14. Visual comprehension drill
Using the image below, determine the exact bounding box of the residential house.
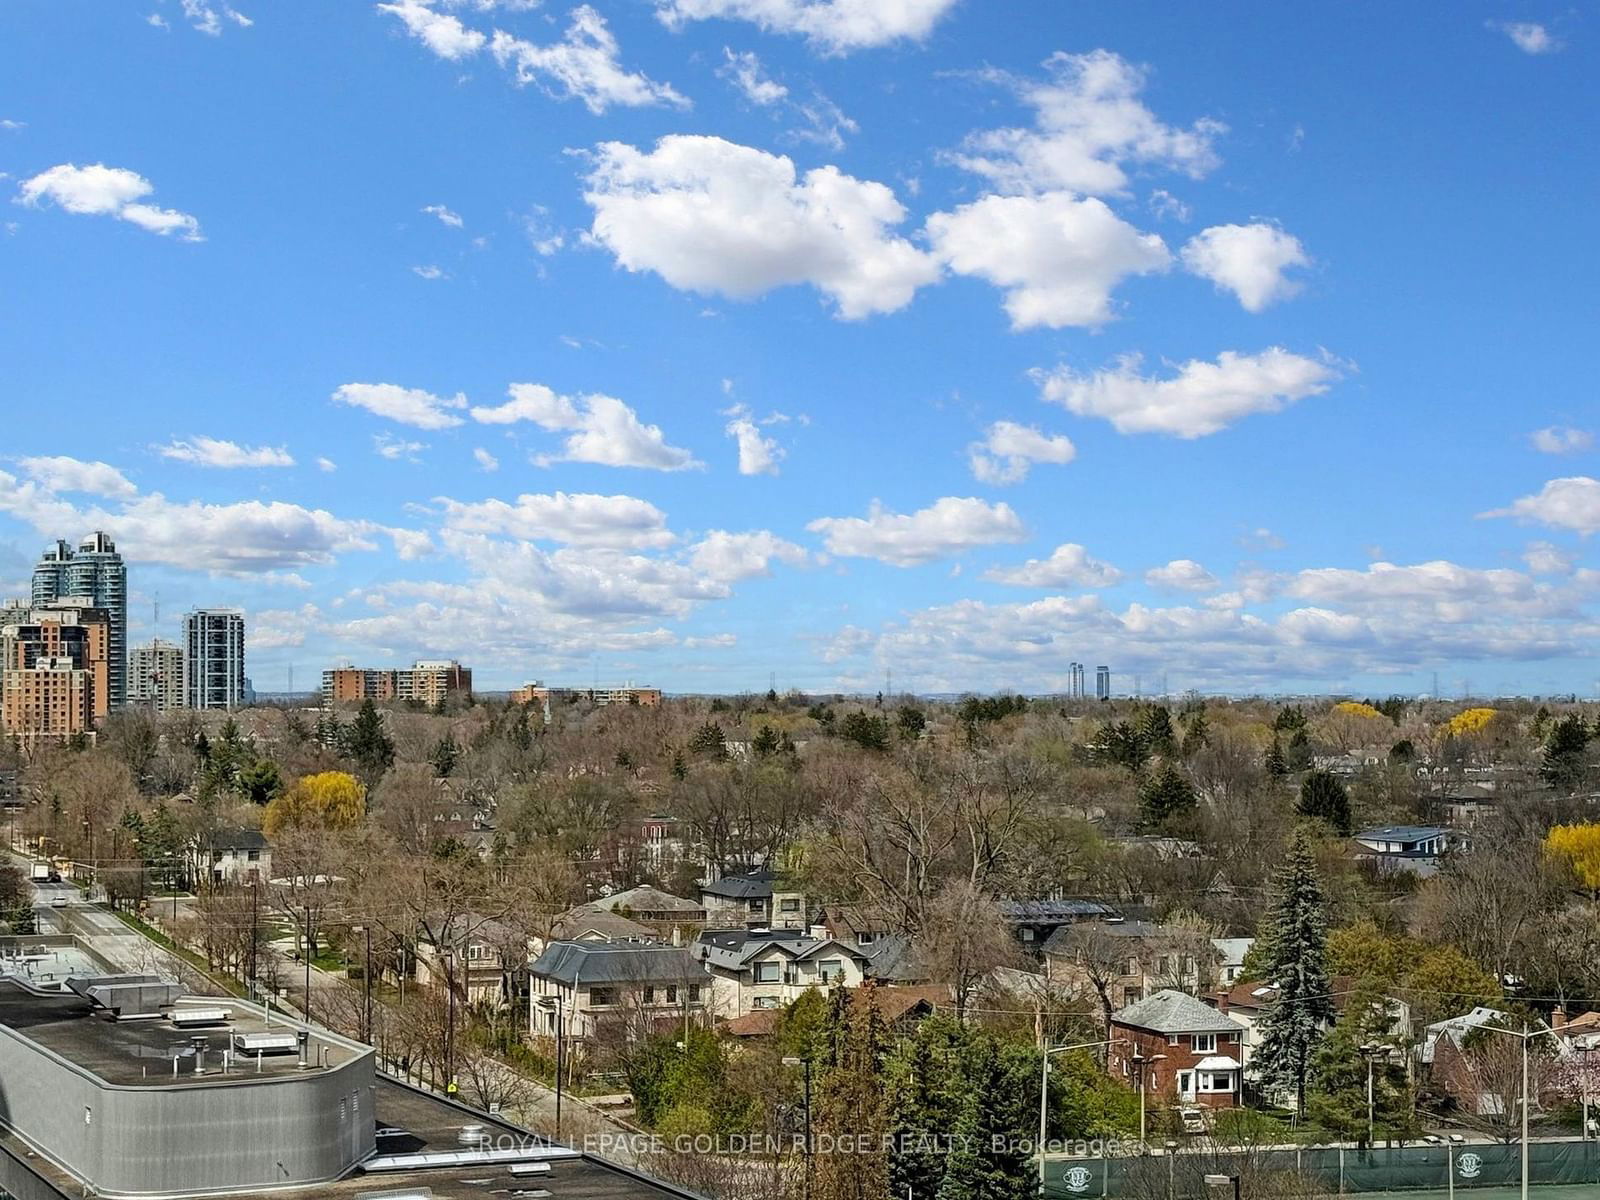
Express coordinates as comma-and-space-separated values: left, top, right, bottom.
1043, 919, 1217, 1008
592, 884, 706, 943
528, 940, 711, 1040
998, 898, 1120, 954
1211, 938, 1254, 985
542, 903, 655, 951
1351, 825, 1460, 876
695, 928, 871, 1015
1109, 989, 1247, 1109
1421, 1005, 1515, 1115
191, 828, 270, 886
413, 916, 525, 1007
819, 902, 898, 951
699, 869, 810, 929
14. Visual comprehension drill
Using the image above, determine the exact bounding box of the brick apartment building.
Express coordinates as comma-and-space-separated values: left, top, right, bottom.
322, 660, 472, 706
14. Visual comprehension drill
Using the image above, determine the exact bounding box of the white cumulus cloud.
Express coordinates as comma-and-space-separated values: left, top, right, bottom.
1146, 558, 1219, 592
16, 163, 202, 241
157, 436, 296, 468
16, 456, 137, 498
583, 135, 938, 319
1036, 348, 1341, 438
334, 382, 467, 429
422, 203, 464, 228
951, 50, 1225, 196
472, 447, 499, 471
967, 421, 1076, 485
1482, 476, 1600, 535
378, 0, 487, 59
724, 404, 785, 475
807, 496, 1026, 566
435, 491, 674, 548
927, 191, 1169, 329
719, 47, 787, 104
470, 383, 700, 471
983, 542, 1122, 588
654, 0, 961, 53
1180, 222, 1309, 312
489, 7, 687, 113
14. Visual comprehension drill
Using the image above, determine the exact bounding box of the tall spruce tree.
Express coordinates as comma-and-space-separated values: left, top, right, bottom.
1253, 827, 1334, 1116
813, 988, 890, 1200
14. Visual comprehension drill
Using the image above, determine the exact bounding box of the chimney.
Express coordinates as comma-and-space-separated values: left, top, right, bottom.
1214, 990, 1230, 1015
1553, 1007, 1568, 1031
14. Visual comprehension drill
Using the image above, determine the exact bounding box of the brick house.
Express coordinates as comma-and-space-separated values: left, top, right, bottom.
1109, 989, 1246, 1109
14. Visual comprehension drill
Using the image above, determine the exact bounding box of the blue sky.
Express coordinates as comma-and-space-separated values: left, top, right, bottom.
2, 0, 1598, 697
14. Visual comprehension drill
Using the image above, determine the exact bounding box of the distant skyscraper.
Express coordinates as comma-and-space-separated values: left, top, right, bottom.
1068, 661, 1085, 699
184, 609, 245, 710
1096, 665, 1111, 701
130, 638, 185, 711
32, 532, 127, 708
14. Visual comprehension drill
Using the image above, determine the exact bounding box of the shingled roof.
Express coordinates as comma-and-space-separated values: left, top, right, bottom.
530, 940, 709, 987
1113, 988, 1245, 1036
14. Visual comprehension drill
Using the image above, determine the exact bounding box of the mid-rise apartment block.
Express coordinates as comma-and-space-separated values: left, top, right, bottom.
183, 608, 245, 710
0, 604, 111, 742
321, 659, 471, 706
31, 532, 126, 707
512, 682, 662, 707
130, 638, 185, 711
1096, 664, 1112, 701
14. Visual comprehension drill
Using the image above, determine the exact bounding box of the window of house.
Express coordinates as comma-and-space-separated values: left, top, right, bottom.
1124, 957, 1140, 976
689, 985, 701, 1003
748, 899, 765, 912
1192, 1034, 1217, 1054
1157, 955, 1171, 975
754, 961, 781, 984
1199, 1072, 1233, 1092
1167, 1034, 1180, 1046
818, 959, 843, 982
858, 932, 876, 946
247, 849, 260, 861
666, 986, 679, 1004
1020, 928, 1034, 942
1178, 1071, 1194, 1095
753, 996, 779, 1009
780, 898, 800, 912
642, 987, 655, 1004
590, 987, 616, 1007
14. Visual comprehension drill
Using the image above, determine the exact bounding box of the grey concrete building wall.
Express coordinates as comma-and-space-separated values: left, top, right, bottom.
182, 609, 245, 711
0, 1023, 374, 1197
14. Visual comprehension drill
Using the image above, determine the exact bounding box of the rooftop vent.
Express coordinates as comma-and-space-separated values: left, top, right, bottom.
168, 1008, 231, 1028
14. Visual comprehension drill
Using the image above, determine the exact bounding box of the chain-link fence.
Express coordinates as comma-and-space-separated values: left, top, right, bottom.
1046, 1140, 1600, 1198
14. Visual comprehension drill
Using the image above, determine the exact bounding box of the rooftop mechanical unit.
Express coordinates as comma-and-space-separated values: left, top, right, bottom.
168, 1008, 232, 1028
232, 1031, 300, 1054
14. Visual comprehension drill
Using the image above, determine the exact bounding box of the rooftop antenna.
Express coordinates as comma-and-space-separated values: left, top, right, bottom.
886, 667, 892, 698
153, 592, 160, 628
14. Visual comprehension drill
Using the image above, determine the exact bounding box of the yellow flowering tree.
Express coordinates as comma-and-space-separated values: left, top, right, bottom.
1333, 701, 1387, 721
1445, 708, 1498, 738
1546, 824, 1600, 898
264, 770, 366, 837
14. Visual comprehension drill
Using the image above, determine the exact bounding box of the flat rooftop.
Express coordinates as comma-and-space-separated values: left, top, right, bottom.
0, 1074, 691, 1200
0, 979, 363, 1086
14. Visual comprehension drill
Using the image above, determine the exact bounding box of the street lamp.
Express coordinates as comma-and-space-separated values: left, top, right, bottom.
1476, 1022, 1562, 1200
782, 1054, 815, 1200
1132, 1048, 1168, 1146
1038, 1038, 1121, 1189
1359, 1042, 1386, 1147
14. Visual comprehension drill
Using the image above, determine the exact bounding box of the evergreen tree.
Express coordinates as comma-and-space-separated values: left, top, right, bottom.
1540, 715, 1591, 793
840, 711, 891, 751
1138, 764, 1197, 830
896, 706, 927, 741
669, 750, 688, 781
887, 1022, 960, 1200
813, 988, 890, 1200
429, 733, 460, 778
1253, 828, 1334, 1116
934, 1035, 1037, 1200
1286, 727, 1314, 772
236, 759, 282, 806
1180, 710, 1210, 758
1274, 704, 1308, 733
1140, 705, 1177, 757
1298, 771, 1352, 834
1088, 721, 1148, 773
343, 699, 395, 780
1265, 738, 1288, 778
751, 724, 781, 757
688, 721, 727, 759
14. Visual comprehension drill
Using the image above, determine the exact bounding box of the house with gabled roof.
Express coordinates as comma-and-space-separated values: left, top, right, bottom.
528, 939, 711, 1040
1109, 988, 1246, 1109
699, 869, 810, 929
694, 928, 870, 1015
